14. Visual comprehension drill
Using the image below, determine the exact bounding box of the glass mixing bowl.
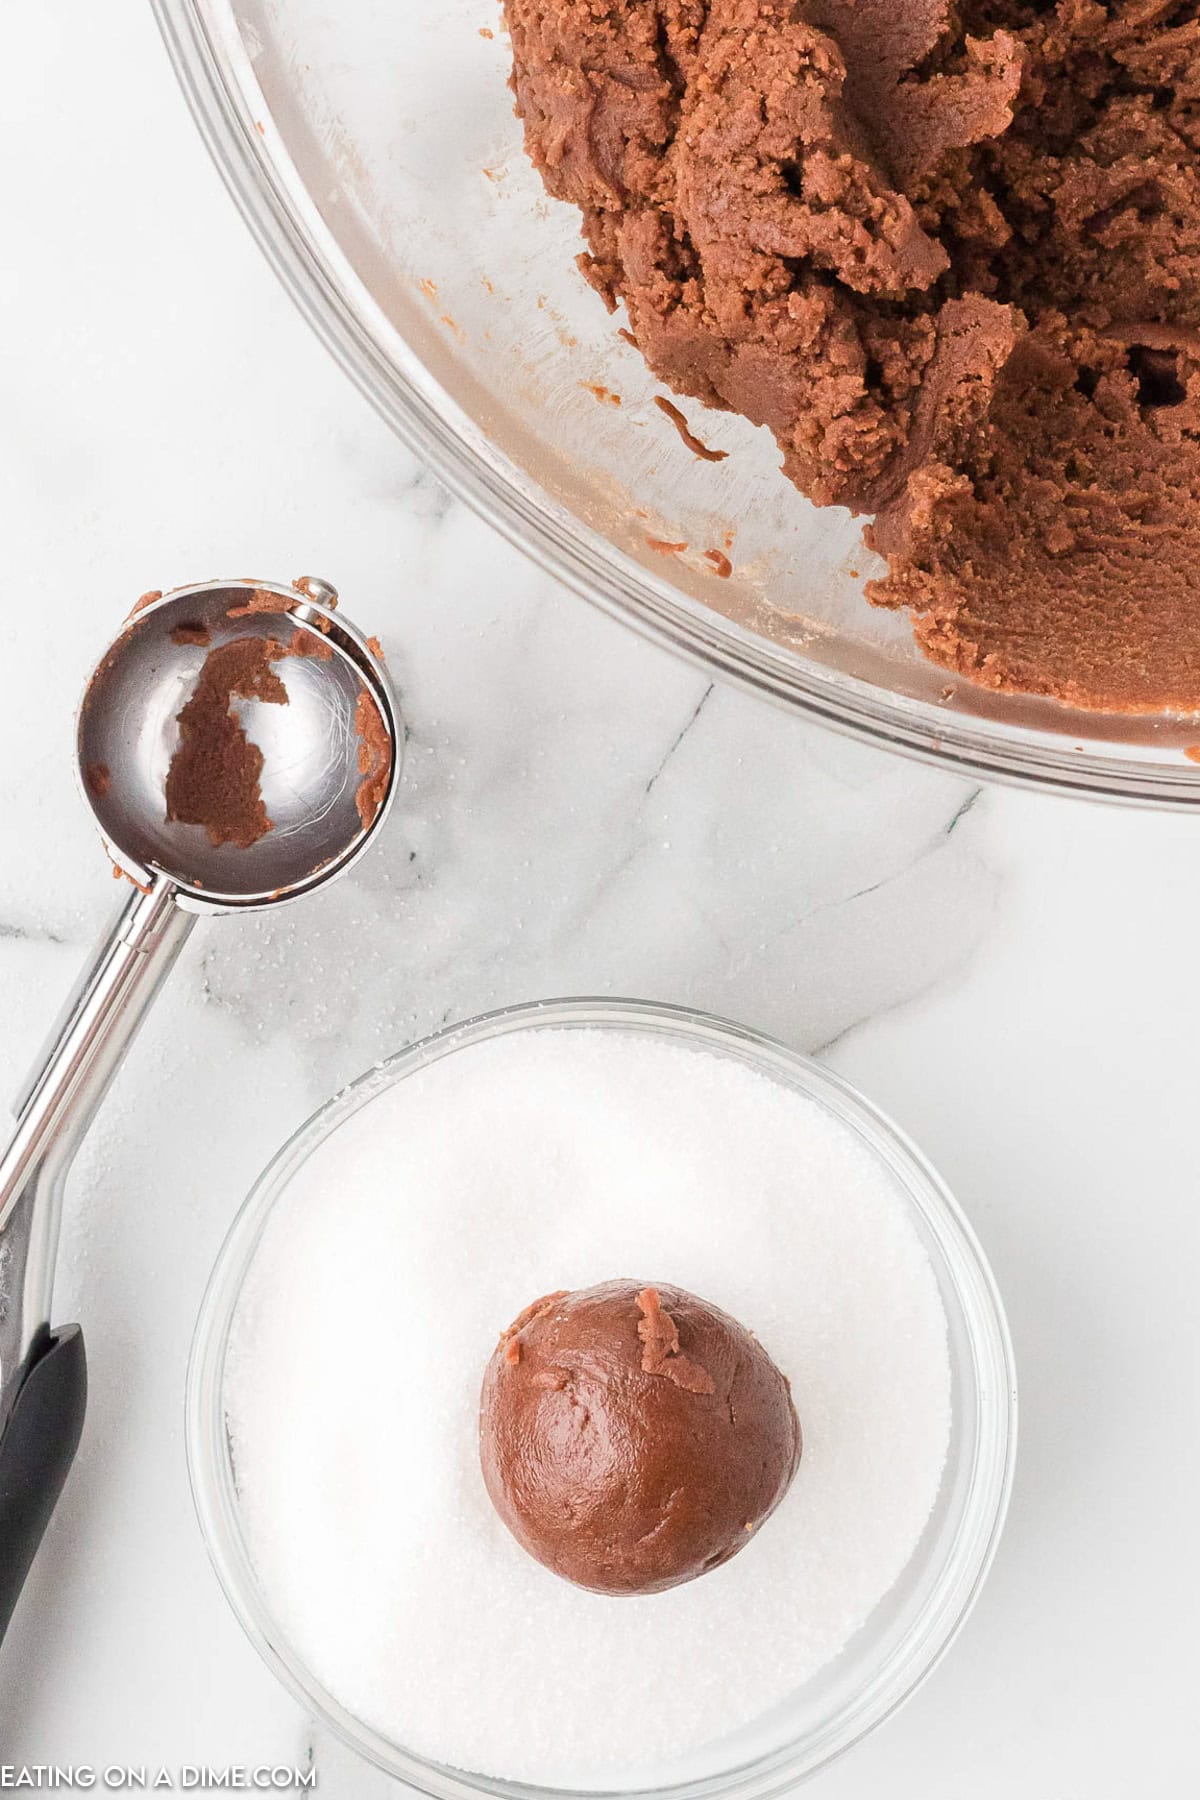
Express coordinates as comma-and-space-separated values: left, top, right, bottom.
188, 998, 1016, 1796
153, 0, 1200, 805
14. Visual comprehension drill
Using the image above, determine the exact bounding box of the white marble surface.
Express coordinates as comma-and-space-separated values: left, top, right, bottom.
1, 4, 1198, 1792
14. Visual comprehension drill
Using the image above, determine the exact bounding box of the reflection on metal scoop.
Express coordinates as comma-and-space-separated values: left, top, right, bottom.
0, 576, 398, 1642
80, 575, 394, 904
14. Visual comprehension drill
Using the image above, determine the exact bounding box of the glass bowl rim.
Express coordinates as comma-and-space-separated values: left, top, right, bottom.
152, 0, 1200, 809
186, 995, 1018, 1798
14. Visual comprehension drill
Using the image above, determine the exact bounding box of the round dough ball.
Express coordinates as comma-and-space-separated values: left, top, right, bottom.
479, 1280, 801, 1595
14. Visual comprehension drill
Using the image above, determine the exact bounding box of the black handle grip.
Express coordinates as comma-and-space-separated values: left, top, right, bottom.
0, 1325, 87, 1644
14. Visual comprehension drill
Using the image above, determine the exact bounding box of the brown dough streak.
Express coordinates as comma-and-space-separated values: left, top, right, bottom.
636, 1286, 716, 1393
164, 638, 289, 849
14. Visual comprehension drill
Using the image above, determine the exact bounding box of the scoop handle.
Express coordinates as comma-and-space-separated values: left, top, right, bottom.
0, 1326, 87, 1644
0, 880, 192, 1654
0, 878, 193, 1552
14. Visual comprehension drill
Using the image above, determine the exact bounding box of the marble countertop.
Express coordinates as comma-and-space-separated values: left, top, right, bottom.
2, 5, 1197, 1792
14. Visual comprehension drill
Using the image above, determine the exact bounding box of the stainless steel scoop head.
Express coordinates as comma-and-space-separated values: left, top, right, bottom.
79, 577, 397, 908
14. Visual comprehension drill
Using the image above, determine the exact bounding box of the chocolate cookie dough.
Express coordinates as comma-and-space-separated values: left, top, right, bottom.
504, 0, 1200, 709
165, 637, 289, 849
479, 1280, 801, 1595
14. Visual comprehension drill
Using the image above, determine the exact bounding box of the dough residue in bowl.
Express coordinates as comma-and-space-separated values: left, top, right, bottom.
503, 0, 1200, 711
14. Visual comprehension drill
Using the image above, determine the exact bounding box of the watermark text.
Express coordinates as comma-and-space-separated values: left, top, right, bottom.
0, 1772, 316, 1792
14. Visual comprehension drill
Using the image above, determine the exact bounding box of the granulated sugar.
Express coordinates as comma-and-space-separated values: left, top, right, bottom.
224, 1025, 950, 1788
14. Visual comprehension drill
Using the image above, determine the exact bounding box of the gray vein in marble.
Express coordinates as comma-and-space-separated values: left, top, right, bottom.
525, 681, 720, 951
803, 789, 994, 1056
405, 464, 456, 526
809, 1020, 858, 1058
946, 787, 983, 834
0, 919, 65, 945
794, 784, 988, 933
644, 683, 714, 794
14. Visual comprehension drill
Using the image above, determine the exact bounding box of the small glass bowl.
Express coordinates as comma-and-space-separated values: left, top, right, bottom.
187, 999, 1016, 1795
